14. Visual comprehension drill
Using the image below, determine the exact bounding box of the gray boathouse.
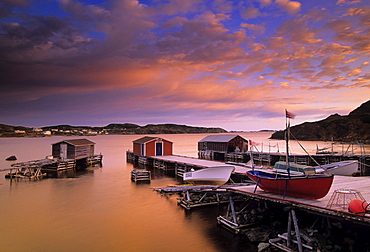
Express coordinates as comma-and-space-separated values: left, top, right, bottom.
198, 135, 249, 161
52, 139, 95, 160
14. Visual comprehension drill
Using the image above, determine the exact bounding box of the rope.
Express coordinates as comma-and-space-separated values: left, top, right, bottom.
290, 132, 323, 168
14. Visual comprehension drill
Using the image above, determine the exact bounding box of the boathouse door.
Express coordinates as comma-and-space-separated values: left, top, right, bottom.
155, 142, 163, 156
141, 144, 145, 156
60, 144, 67, 159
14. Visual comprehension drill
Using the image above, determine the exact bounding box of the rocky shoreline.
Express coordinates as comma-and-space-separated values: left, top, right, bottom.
235, 205, 369, 251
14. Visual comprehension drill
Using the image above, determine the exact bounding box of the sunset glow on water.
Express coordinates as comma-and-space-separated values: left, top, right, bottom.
1, 133, 369, 251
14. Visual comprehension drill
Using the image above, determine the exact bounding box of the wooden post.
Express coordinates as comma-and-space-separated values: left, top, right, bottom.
185, 190, 191, 201
229, 195, 237, 224
286, 208, 303, 252
287, 211, 292, 247
291, 209, 303, 252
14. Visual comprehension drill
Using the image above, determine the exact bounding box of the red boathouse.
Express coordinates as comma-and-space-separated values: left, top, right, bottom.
133, 136, 173, 156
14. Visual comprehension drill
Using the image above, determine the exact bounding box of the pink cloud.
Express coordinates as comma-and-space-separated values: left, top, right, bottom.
275, 0, 301, 15
241, 23, 266, 35
212, 0, 233, 13
241, 7, 262, 19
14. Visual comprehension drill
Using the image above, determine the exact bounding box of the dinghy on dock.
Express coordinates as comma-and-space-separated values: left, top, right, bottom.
183, 165, 235, 186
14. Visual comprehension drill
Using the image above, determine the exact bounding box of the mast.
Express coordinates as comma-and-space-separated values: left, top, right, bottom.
285, 110, 290, 177
285, 109, 295, 177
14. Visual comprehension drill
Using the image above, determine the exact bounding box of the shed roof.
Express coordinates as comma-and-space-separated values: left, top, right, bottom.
53, 139, 95, 146
133, 136, 173, 144
198, 134, 247, 143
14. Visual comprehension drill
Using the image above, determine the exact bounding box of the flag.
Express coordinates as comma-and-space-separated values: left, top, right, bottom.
249, 140, 258, 146
285, 110, 296, 119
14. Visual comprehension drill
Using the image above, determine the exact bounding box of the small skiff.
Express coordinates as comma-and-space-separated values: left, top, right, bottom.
183, 165, 235, 186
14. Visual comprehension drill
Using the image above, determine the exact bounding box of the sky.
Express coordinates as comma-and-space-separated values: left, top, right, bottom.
0, 0, 369, 131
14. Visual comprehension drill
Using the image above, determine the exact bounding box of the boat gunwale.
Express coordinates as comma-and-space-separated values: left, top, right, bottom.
247, 170, 334, 180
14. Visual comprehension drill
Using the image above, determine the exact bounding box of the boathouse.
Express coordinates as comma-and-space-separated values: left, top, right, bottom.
52, 139, 95, 160
133, 136, 173, 156
198, 135, 249, 161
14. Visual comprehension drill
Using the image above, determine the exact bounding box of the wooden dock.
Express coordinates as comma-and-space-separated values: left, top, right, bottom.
129, 151, 370, 250
153, 176, 370, 225
131, 169, 151, 182
2, 154, 103, 180
227, 175, 370, 226
128, 152, 370, 223
127, 152, 235, 177
147, 155, 370, 227
4, 166, 45, 180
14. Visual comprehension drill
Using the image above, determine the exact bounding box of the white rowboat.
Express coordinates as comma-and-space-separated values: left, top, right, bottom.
273, 160, 358, 176
315, 160, 358, 176
183, 166, 235, 186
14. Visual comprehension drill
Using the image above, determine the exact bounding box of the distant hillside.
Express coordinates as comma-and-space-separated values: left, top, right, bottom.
0, 124, 34, 137
41, 123, 227, 134
0, 123, 227, 137
270, 100, 370, 143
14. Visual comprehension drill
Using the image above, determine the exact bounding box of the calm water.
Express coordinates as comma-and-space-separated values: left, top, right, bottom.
0, 133, 369, 252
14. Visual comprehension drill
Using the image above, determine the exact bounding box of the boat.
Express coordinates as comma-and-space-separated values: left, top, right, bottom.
273, 160, 358, 176
247, 170, 334, 199
314, 160, 358, 176
246, 110, 334, 199
316, 144, 338, 155
183, 165, 235, 186
272, 161, 316, 175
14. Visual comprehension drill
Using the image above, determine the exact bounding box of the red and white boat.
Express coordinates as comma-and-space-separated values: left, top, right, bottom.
247, 110, 334, 199
183, 165, 235, 186
247, 170, 334, 199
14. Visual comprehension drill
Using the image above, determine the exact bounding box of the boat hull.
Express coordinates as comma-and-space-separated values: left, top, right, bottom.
184, 166, 235, 186
316, 160, 358, 176
273, 160, 359, 176
247, 170, 334, 199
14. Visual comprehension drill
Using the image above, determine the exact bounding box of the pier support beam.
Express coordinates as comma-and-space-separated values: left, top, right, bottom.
216, 195, 258, 234
269, 207, 313, 251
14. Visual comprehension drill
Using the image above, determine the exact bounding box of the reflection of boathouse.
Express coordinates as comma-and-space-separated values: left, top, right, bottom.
198, 135, 249, 161
133, 136, 173, 156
